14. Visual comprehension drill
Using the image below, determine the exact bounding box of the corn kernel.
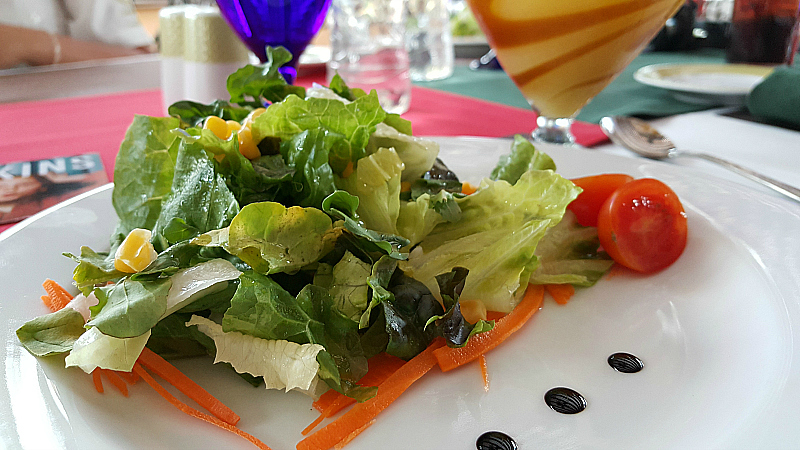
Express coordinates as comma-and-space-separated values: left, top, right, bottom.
204, 116, 230, 140
226, 120, 242, 134
237, 127, 260, 160
114, 228, 158, 273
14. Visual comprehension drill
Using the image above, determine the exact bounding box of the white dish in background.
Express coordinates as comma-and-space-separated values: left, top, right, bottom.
634, 63, 774, 106
2, 137, 800, 449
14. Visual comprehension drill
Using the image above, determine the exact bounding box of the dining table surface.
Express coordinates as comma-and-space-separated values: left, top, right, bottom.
2, 48, 798, 239
2, 42, 800, 449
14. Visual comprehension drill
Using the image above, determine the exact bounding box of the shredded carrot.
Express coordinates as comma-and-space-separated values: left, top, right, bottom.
42, 279, 73, 312
41, 295, 56, 313
486, 311, 506, 321
544, 283, 575, 305
305, 353, 406, 435
341, 161, 354, 179
132, 363, 272, 450
433, 284, 545, 372
478, 355, 489, 392
92, 369, 104, 393
332, 419, 375, 450
116, 370, 140, 385
98, 369, 129, 397
297, 339, 446, 450
137, 347, 240, 426
461, 182, 477, 195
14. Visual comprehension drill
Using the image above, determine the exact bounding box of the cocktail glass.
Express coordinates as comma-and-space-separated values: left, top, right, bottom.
465, 0, 685, 145
215, 0, 332, 83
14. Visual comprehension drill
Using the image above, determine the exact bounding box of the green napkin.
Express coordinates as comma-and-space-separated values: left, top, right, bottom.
747, 66, 800, 127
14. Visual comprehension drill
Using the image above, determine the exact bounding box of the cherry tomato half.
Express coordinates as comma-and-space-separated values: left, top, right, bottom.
567, 174, 634, 227
597, 178, 687, 273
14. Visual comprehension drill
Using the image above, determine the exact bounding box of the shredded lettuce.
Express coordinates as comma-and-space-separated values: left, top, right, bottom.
65, 327, 151, 373
187, 315, 324, 393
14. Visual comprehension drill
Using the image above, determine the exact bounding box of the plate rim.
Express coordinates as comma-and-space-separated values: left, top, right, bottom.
633, 62, 774, 96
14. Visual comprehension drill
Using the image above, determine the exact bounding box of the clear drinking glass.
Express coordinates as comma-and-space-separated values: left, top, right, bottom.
465, 0, 685, 145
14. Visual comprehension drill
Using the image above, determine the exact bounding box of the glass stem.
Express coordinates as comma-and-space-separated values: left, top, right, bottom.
532, 115, 575, 145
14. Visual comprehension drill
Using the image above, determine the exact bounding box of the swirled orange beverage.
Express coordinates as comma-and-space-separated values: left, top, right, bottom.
466, 0, 684, 118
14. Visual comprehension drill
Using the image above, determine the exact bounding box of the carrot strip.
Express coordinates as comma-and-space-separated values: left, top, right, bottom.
297, 339, 445, 450
98, 369, 129, 397
433, 284, 545, 372
302, 413, 328, 437
485, 311, 506, 321
42, 279, 73, 312
116, 370, 140, 385
461, 182, 478, 195
132, 364, 272, 450
478, 355, 489, 392
305, 353, 406, 435
137, 347, 240, 426
92, 369, 104, 393
312, 353, 406, 414
544, 283, 575, 305
332, 419, 375, 450
41, 295, 56, 313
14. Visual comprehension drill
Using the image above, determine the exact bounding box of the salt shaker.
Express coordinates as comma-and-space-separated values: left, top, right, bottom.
405, 0, 454, 81
159, 5, 187, 114
328, 0, 412, 114
182, 5, 251, 104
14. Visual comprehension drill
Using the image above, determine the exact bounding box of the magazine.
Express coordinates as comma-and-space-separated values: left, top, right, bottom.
0, 153, 108, 225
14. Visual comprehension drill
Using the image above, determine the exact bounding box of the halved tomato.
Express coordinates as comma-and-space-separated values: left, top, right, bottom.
567, 174, 634, 227
597, 178, 687, 273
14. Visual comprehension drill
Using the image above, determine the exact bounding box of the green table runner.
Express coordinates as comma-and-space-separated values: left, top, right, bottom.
418, 49, 729, 124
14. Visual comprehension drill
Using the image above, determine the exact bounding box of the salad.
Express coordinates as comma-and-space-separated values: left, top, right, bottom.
14, 47, 686, 449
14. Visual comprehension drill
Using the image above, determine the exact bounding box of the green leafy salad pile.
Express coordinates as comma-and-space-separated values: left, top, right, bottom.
16, 47, 613, 402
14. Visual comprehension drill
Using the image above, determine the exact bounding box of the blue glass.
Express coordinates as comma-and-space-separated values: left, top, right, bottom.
215, 0, 332, 82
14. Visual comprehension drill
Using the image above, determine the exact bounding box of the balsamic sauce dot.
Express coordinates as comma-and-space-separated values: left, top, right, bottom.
476, 431, 517, 450
608, 352, 644, 373
544, 387, 587, 414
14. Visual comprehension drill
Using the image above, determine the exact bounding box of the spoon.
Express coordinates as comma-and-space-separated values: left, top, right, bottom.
600, 116, 800, 203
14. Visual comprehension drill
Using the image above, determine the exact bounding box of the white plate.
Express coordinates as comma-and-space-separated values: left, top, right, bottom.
634, 63, 774, 106
2, 137, 800, 449
298, 45, 331, 69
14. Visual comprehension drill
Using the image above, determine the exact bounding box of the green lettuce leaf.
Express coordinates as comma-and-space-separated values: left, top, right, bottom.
65, 246, 125, 292
88, 278, 171, 338
167, 100, 251, 127
401, 169, 581, 313
490, 135, 556, 184
226, 46, 305, 104
322, 191, 409, 260
173, 127, 294, 207
153, 140, 239, 244
280, 129, 349, 208
382, 270, 445, 360
365, 123, 438, 182
425, 267, 494, 348
16, 308, 86, 356
335, 147, 405, 235
193, 202, 335, 275
112, 115, 181, 234
313, 251, 371, 322
250, 91, 386, 157
395, 194, 447, 247
529, 211, 614, 286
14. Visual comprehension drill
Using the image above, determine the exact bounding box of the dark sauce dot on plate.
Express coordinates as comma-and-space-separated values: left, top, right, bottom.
544, 387, 587, 414
476, 431, 517, 450
608, 352, 644, 373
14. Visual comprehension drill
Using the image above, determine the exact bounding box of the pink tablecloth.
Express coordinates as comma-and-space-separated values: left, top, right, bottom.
0, 86, 607, 233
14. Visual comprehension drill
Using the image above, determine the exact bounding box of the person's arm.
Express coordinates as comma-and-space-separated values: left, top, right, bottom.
0, 24, 151, 69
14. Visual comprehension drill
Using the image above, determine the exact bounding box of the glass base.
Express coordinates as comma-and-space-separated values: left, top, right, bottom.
531, 115, 576, 146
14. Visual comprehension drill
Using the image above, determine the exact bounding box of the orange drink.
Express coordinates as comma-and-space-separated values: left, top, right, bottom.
466, 0, 684, 141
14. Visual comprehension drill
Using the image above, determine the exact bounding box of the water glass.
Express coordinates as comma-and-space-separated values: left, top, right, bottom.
406, 0, 454, 81
328, 0, 412, 114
